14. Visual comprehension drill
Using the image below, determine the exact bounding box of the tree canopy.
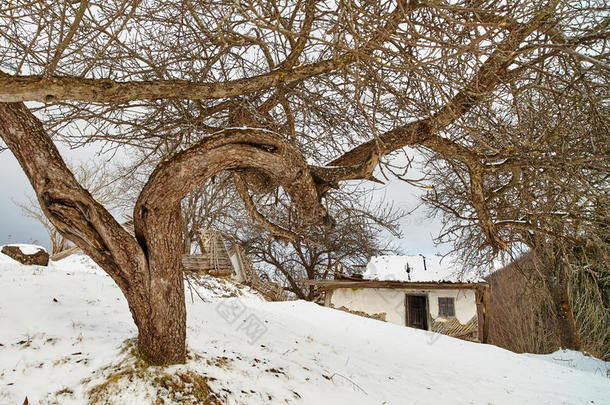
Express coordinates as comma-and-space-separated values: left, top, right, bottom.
0, 0, 607, 364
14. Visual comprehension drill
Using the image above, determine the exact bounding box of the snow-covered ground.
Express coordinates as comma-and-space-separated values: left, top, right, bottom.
0, 251, 608, 404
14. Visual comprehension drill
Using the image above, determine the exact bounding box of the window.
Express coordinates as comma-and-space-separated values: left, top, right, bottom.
438, 297, 455, 317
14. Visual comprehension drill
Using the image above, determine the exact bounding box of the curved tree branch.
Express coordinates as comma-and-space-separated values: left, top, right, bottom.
133, 128, 332, 255
232, 172, 300, 242
310, 151, 382, 195
327, 1, 560, 249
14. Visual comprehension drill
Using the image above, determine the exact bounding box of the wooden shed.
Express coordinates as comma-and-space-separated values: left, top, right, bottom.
184, 229, 285, 301
181, 229, 236, 276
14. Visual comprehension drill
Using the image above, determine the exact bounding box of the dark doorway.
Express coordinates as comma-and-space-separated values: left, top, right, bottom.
406, 295, 428, 330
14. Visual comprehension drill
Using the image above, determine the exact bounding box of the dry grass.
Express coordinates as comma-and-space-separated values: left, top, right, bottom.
487, 260, 558, 355
87, 340, 221, 405
569, 270, 610, 361
488, 255, 609, 360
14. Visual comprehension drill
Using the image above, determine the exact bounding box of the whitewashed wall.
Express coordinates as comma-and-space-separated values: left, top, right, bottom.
428, 289, 477, 324
328, 287, 477, 327
329, 288, 406, 324
229, 251, 245, 282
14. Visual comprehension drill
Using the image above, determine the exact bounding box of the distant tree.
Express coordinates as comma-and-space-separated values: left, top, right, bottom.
16, 194, 69, 255
237, 187, 404, 300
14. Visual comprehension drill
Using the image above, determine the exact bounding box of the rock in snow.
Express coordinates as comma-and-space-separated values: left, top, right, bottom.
1, 244, 49, 266
0, 252, 608, 404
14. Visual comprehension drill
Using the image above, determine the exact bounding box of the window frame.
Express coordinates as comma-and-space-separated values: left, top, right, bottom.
438, 297, 455, 318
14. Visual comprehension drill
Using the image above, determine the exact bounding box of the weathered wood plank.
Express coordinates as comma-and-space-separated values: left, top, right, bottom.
181, 254, 234, 276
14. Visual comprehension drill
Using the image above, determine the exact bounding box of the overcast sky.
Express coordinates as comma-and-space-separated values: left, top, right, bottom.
0, 149, 43, 246
0, 141, 448, 257
0, 141, 111, 250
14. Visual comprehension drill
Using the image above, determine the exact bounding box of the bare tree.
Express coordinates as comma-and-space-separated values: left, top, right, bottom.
237, 187, 404, 300
423, 54, 609, 350
0, 0, 606, 364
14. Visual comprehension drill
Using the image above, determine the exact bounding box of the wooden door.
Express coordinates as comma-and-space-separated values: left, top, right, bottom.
406, 295, 428, 330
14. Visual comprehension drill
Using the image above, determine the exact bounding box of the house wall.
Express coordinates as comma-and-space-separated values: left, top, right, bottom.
328, 287, 477, 327
229, 251, 245, 283
428, 289, 477, 324
329, 287, 405, 324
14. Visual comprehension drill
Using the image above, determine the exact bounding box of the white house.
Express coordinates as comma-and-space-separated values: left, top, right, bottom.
307, 255, 489, 342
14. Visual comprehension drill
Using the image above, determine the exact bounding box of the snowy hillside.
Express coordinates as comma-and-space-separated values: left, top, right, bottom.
0, 252, 608, 404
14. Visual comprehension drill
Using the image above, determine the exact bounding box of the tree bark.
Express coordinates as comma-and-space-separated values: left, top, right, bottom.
0, 57, 349, 103
131, 205, 187, 364
547, 260, 581, 350
0, 102, 187, 364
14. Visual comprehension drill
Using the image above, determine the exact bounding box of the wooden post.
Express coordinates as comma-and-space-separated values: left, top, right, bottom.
324, 289, 333, 307
475, 287, 484, 342
483, 285, 490, 343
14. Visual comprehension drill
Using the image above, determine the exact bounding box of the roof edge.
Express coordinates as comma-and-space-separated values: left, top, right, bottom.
300, 280, 489, 290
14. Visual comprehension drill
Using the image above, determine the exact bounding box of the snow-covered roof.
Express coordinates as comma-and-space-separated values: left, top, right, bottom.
363, 255, 483, 283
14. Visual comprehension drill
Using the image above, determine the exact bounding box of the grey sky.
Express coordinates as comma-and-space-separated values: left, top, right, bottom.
0, 151, 46, 247
0, 141, 116, 250
1, 141, 447, 256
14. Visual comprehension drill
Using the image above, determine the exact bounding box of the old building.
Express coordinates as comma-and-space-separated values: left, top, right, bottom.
307, 255, 490, 342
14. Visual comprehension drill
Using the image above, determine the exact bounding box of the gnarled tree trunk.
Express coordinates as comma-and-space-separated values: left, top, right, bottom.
0, 101, 329, 364
0, 102, 188, 364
